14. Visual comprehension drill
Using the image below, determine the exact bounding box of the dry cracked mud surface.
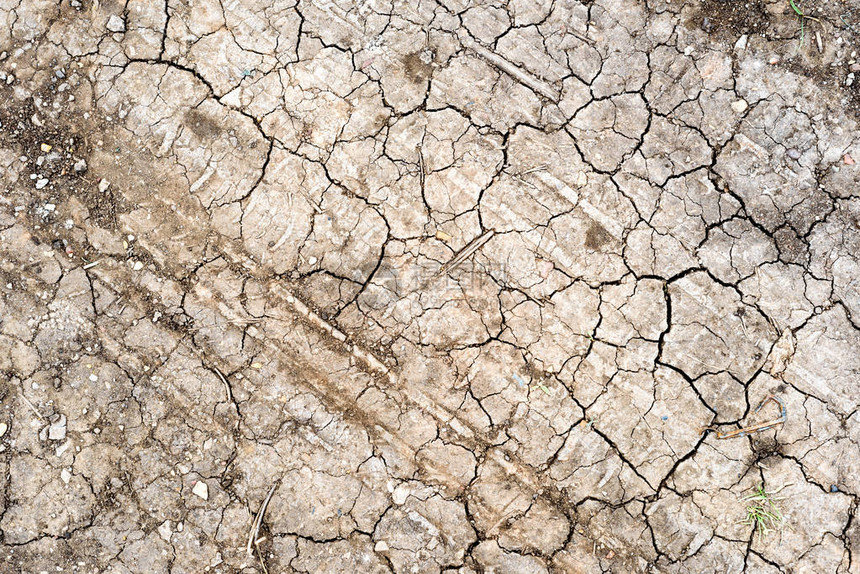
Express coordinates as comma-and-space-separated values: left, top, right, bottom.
1, 0, 860, 572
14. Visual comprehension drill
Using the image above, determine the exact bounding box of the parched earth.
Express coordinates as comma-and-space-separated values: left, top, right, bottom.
1, 0, 859, 572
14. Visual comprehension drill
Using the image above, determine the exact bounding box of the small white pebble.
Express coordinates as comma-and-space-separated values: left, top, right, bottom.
192, 481, 209, 500
158, 520, 172, 542
731, 99, 749, 113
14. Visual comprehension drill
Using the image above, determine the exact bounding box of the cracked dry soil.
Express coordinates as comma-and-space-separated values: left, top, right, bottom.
1, 0, 860, 572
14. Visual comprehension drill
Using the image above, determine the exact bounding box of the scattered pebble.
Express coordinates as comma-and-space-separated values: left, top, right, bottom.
787, 148, 801, 160
40, 143, 52, 153
61, 468, 72, 484
0, 422, 7, 437
845, 154, 856, 166
847, 73, 855, 87
98, 179, 110, 193
107, 15, 126, 33
48, 414, 67, 441
374, 541, 389, 552
731, 99, 748, 113
131, 260, 144, 271
73, 158, 87, 173
734, 35, 748, 52
831, 485, 839, 492
392, 484, 410, 505
768, 56, 780, 65
158, 520, 172, 541
435, 230, 453, 242
192, 480, 209, 500
307, 256, 318, 265
35, 178, 49, 189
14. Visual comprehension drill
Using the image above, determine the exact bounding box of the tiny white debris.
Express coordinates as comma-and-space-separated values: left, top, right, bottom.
374, 541, 389, 552
683, 46, 694, 56
43, 203, 55, 212
0, 423, 6, 437
61, 468, 72, 484
89, 374, 98, 382
734, 35, 748, 52
192, 480, 209, 500
574, 171, 588, 188
731, 99, 749, 113
158, 520, 172, 542
847, 73, 855, 87
35, 178, 49, 189
48, 414, 67, 441
392, 484, 410, 505
435, 230, 452, 242
132, 260, 144, 271
56, 441, 71, 456
98, 179, 110, 193
40, 143, 52, 153
106, 14, 126, 33
308, 256, 318, 265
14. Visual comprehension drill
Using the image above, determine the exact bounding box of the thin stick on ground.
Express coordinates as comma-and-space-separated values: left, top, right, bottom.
436, 229, 495, 277
247, 483, 278, 556
212, 366, 232, 402
19, 390, 45, 422
256, 542, 269, 574
764, 481, 794, 496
